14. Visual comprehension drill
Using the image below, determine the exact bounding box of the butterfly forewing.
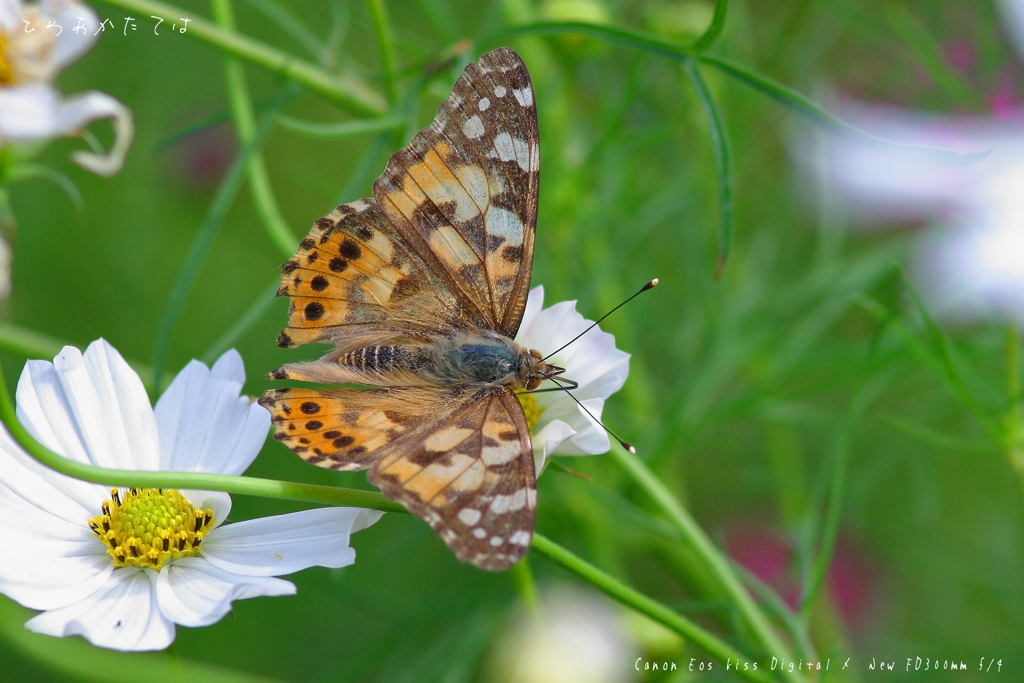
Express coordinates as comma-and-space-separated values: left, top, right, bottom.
374, 47, 539, 337
276, 198, 462, 348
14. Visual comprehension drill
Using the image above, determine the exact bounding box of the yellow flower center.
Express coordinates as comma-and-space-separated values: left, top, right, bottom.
0, 35, 14, 87
88, 488, 215, 570
516, 391, 543, 435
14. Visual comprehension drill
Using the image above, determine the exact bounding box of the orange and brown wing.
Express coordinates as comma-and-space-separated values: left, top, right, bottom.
275, 198, 463, 349
373, 47, 539, 337
369, 387, 536, 571
258, 385, 536, 571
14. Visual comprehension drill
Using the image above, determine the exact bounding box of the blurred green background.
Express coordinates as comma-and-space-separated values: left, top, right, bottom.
1, 0, 1022, 680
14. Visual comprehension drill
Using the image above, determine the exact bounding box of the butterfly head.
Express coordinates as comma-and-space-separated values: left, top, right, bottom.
517, 347, 568, 391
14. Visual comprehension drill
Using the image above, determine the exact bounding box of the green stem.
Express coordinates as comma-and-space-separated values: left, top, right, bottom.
508, 557, 539, 615
0, 358, 404, 512
367, 0, 399, 105
530, 534, 770, 683
95, 0, 386, 116
1008, 326, 1024, 493
275, 115, 404, 138
691, 0, 729, 53
211, 0, 296, 258
607, 444, 801, 683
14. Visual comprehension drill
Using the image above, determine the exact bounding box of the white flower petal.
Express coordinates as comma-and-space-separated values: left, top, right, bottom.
0, 539, 112, 611
156, 557, 294, 627
61, 91, 134, 176
21, 340, 160, 471
531, 419, 576, 475
0, 424, 104, 523
0, 84, 62, 141
180, 489, 232, 531
0, 0, 20, 31
44, 1, 100, 71
201, 507, 383, 577
154, 351, 269, 476
25, 569, 175, 651
517, 285, 546, 336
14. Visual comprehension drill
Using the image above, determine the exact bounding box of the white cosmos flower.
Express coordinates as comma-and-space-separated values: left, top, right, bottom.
515, 286, 630, 474
803, 0, 1024, 328
0, 0, 133, 176
0, 339, 381, 651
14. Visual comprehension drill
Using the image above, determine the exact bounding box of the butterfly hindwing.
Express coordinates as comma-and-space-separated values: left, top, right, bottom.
276, 198, 463, 348
368, 387, 536, 571
374, 47, 539, 337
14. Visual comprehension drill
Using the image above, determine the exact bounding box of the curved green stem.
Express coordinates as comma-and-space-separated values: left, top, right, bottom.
367, 0, 399, 105
530, 534, 770, 683
608, 444, 802, 683
508, 557, 539, 615
212, 0, 296, 259
0, 355, 403, 513
95, 0, 386, 116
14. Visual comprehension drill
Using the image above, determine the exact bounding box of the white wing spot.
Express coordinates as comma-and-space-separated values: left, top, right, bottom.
473, 527, 487, 539
478, 97, 490, 111
513, 87, 533, 107
457, 508, 482, 526
482, 439, 519, 466
510, 488, 527, 511
510, 530, 531, 546
493, 132, 531, 171
490, 494, 512, 514
485, 206, 524, 247
462, 115, 485, 139
489, 536, 504, 547
493, 85, 507, 97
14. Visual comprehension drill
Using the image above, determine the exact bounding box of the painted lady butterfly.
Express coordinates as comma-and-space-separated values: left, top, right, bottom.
259, 48, 558, 571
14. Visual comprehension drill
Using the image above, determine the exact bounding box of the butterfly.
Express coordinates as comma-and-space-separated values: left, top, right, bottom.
258, 48, 568, 571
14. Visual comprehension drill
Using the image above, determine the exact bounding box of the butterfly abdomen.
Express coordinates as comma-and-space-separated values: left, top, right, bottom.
340, 345, 432, 374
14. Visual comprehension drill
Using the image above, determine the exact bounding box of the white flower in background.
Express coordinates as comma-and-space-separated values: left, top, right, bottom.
0, 0, 133, 176
0, 339, 381, 651
804, 0, 1024, 328
486, 586, 636, 683
514, 286, 630, 474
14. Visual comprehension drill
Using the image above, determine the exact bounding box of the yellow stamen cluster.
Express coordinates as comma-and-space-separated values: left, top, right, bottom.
516, 391, 543, 435
0, 35, 14, 86
88, 488, 214, 570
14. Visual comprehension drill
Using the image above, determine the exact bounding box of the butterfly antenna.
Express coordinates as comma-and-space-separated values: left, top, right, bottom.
541, 278, 658, 362
549, 377, 636, 454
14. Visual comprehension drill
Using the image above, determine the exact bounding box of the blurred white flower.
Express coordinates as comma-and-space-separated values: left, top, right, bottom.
514, 286, 630, 474
0, 0, 133, 176
0, 339, 381, 651
806, 0, 1024, 328
486, 586, 636, 683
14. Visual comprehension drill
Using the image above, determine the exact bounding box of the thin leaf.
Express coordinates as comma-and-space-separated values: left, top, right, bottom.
367, 0, 399, 105
885, 5, 980, 107
800, 374, 890, 616
684, 61, 734, 277
691, 0, 729, 53
883, 416, 993, 453
5, 163, 83, 213
699, 55, 989, 167
241, 0, 324, 60
275, 114, 404, 138
150, 89, 291, 394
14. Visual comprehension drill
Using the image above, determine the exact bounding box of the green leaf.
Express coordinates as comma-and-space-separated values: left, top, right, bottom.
275, 115, 404, 138
5, 163, 83, 213
683, 61, 734, 277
